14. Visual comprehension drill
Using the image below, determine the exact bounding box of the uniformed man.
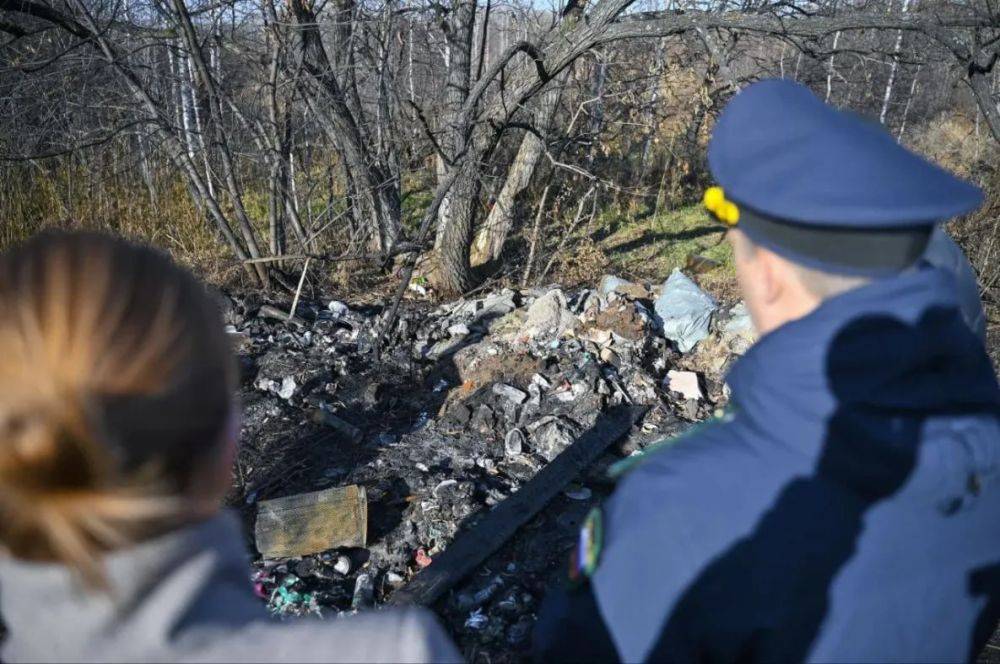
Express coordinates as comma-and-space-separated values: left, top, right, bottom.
533, 79, 1000, 662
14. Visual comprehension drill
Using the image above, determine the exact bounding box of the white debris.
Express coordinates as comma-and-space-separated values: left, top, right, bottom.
598, 275, 647, 299
531, 419, 576, 461
447, 323, 470, 338
351, 573, 374, 610
599, 275, 630, 296
327, 300, 350, 317
531, 373, 552, 390
277, 376, 297, 400
465, 609, 488, 630
334, 555, 351, 575
719, 301, 756, 355
433, 479, 459, 497
475, 291, 517, 323
667, 369, 703, 401
254, 376, 278, 393
493, 383, 528, 404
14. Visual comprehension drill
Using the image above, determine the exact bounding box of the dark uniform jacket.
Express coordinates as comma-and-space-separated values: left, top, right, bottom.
535, 266, 1000, 662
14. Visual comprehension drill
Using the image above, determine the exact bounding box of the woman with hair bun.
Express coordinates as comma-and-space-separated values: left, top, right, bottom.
0, 232, 459, 663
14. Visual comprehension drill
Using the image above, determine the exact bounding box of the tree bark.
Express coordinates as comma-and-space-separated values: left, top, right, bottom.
470, 77, 563, 266
969, 61, 1000, 144
431, 0, 477, 295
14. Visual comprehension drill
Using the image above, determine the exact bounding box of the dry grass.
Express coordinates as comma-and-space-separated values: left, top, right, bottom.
542, 203, 737, 299
0, 167, 244, 286
909, 114, 999, 180
908, 114, 1000, 363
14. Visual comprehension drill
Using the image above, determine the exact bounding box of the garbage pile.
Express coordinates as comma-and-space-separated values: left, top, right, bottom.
225, 272, 754, 658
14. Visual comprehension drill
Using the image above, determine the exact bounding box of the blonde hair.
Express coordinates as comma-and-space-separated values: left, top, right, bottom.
0, 232, 236, 586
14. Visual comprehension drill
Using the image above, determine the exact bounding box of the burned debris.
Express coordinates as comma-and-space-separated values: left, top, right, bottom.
228, 273, 752, 659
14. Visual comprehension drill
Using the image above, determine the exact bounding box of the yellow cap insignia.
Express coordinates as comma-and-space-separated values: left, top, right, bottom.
703, 186, 740, 227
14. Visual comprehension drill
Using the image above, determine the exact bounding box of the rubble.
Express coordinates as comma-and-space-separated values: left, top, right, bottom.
228, 270, 749, 660
522, 288, 578, 340
599, 275, 648, 300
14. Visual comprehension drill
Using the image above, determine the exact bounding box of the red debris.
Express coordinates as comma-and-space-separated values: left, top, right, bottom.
415, 547, 433, 568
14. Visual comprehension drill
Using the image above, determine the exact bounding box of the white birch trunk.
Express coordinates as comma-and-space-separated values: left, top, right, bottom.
880, 0, 912, 125
408, 22, 415, 103
825, 31, 841, 103
897, 65, 921, 141
185, 51, 215, 198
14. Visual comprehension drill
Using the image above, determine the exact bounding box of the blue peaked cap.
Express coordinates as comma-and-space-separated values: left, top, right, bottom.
708, 79, 983, 229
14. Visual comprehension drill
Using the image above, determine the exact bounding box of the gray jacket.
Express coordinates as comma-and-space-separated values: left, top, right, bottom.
0, 511, 461, 663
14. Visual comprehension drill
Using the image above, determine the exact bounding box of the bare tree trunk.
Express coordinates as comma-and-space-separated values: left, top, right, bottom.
880, 0, 911, 125
185, 50, 215, 199
897, 65, 921, 141
521, 184, 550, 287
408, 20, 416, 103
169, 41, 196, 160
825, 31, 841, 102
432, 0, 477, 295
470, 76, 563, 266
586, 57, 608, 169
136, 131, 157, 204
968, 62, 1000, 144
637, 39, 667, 184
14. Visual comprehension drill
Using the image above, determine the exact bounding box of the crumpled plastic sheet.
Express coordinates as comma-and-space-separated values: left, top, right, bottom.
654, 268, 718, 353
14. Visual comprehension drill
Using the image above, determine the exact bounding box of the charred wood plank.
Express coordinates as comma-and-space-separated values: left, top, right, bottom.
255, 485, 367, 559
389, 405, 648, 607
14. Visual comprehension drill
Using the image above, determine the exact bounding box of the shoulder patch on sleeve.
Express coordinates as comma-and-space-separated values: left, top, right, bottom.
607, 406, 737, 481
568, 507, 604, 584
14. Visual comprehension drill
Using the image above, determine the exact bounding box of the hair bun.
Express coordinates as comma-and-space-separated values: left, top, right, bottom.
0, 232, 235, 588
0, 401, 106, 496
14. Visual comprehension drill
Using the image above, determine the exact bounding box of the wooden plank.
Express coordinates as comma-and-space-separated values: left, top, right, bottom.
255, 485, 367, 558
389, 405, 648, 607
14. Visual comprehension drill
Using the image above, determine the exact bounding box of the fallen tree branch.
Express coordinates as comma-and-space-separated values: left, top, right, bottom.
242, 242, 425, 266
